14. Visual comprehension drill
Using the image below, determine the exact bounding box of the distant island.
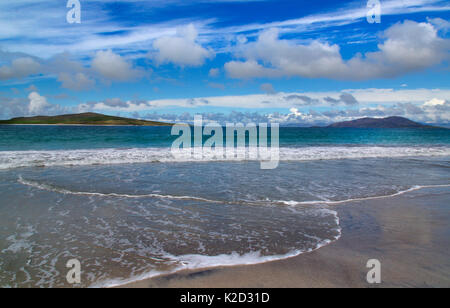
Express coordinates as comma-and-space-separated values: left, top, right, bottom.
0, 114, 443, 129
0, 113, 171, 126
327, 116, 439, 129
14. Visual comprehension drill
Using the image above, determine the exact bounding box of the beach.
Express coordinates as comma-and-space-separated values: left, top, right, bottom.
0, 125, 448, 288
2, 0, 450, 291
123, 186, 450, 288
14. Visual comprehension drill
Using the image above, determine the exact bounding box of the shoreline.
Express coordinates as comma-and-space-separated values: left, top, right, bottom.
118, 186, 450, 288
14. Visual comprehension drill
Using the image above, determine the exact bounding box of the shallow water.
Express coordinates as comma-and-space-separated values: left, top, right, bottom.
0, 157, 448, 287
0, 126, 449, 287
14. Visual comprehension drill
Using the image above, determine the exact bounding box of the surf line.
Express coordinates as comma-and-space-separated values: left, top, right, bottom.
281, 184, 450, 206
17, 176, 283, 207
17, 176, 270, 207
17, 176, 450, 207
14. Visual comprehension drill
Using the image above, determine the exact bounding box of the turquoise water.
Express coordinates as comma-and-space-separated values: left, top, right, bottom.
0, 125, 449, 287
0, 125, 448, 151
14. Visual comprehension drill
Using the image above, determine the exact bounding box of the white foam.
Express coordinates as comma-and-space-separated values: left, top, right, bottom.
1, 146, 449, 170
277, 184, 450, 206
92, 230, 342, 288
18, 176, 222, 204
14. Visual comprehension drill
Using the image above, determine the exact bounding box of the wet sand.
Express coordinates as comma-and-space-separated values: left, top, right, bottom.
121, 186, 450, 288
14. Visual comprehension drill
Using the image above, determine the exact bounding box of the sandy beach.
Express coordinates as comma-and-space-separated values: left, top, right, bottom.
122, 186, 450, 288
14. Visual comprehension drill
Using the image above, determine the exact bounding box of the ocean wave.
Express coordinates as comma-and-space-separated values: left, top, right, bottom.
1, 146, 449, 170
18, 176, 222, 204
18, 176, 450, 208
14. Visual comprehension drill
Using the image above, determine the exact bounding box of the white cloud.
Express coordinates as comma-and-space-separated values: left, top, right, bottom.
152, 24, 214, 67
78, 98, 152, 112
428, 17, 450, 33
132, 88, 450, 124
0, 0, 447, 59
0, 50, 149, 90
225, 20, 450, 80
0, 57, 40, 80
3, 87, 448, 125
225, 60, 280, 79
0, 90, 73, 119
141, 99, 450, 126
28, 92, 51, 115
92, 50, 143, 81
424, 98, 446, 106
58, 72, 95, 91
139, 88, 450, 109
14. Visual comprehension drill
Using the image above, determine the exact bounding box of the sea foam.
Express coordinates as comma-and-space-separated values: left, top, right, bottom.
1, 146, 449, 170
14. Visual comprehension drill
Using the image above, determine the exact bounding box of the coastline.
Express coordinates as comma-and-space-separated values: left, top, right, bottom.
119, 186, 450, 288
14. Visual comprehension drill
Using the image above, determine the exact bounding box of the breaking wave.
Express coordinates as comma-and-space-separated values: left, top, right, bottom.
1, 146, 449, 170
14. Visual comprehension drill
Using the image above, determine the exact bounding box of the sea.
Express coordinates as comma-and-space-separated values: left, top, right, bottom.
0, 125, 449, 287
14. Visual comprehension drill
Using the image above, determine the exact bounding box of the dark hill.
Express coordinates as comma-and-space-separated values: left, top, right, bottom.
0, 113, 171, 126
328, 117, 435, 128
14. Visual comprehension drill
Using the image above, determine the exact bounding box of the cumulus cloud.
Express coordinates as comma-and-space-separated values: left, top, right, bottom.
421, 98, 450, 123
28, 91, 51, 115
0, 57, 40, 80
152, 24, 214, 67
58, 72, 95, 91
137, 100, 449, 127
427, 17, 450, 33
225, 60, 280, 79
271, 101, 450, 126
0, 50, 147, 91
424, 98, 446, 106
0, 91, 70, 119
225, 20, 450, 81
92, 50, 143, 82
135, 90, 450, 126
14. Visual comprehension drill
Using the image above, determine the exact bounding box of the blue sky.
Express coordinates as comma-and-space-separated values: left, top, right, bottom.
0, 0, 449, 125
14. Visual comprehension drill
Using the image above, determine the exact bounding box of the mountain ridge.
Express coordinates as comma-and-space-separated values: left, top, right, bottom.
327, 116, 439, 129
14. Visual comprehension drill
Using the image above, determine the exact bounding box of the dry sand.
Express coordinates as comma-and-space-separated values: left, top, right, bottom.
121, 186, 450, 288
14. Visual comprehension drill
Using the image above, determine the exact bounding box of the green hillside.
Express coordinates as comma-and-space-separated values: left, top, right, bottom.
0, 113, 171, 126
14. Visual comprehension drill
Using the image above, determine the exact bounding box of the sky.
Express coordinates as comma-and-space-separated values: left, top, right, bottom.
0, 0, 449, 125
